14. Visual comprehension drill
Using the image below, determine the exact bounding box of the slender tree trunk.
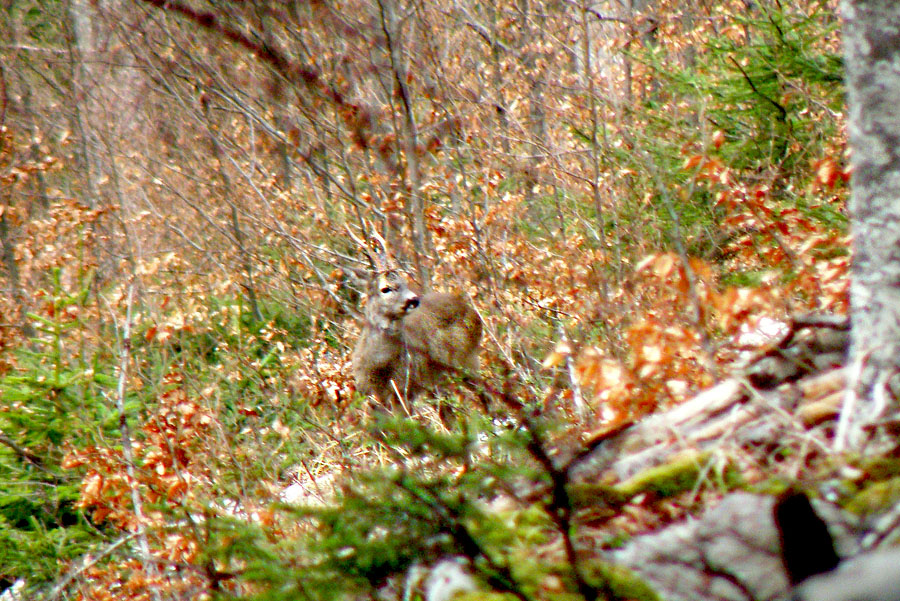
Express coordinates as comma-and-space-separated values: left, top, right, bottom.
66, 0, 101, 207
378, 0, 431, 288
581, 7, 611, 299
622, 0, 634, 106
9, 4, 51, 216
0, 200, 34, 338
836, 0, 900, 451
202, 100, 263, 322
489, 3, 510, 160
20, 84, 51, 214
517, 0, 545, 212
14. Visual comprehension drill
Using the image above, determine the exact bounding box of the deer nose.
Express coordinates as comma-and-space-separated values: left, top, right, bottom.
405, 297, 420, 311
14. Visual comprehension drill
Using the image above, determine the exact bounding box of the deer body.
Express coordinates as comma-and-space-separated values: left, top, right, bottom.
352, 270, 482, 406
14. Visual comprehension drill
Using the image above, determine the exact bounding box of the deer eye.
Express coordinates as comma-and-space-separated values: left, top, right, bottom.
380, 286, 392, 294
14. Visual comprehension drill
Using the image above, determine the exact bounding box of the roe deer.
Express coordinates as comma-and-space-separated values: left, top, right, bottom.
352, 268, 482, 408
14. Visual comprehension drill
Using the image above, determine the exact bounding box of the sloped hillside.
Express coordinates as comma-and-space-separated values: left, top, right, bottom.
2, 2, 885, 601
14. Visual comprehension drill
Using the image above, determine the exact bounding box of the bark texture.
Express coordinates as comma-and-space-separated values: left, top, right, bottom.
839, 0, 900, 449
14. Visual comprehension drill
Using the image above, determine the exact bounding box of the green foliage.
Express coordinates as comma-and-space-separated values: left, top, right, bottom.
0, 510, 97, 587
305, 417, 531, 587
654, 6, 843, 173
627, 3, 844, 255
199, 411, 668, 601
192, 415, 541, 600
703, 9, 842, 171
0, 270, 117, 586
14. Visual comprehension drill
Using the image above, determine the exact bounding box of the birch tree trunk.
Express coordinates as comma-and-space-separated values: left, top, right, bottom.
837, 0, 900, 450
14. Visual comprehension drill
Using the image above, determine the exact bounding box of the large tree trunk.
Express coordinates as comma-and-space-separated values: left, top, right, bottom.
837, 0, 900, 450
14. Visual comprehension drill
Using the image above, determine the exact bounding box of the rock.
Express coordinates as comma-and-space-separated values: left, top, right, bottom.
608, 493, 789, 601
424, 557, 478, 601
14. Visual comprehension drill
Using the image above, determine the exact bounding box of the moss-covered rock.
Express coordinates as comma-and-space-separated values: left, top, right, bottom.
612, 451, 739, 500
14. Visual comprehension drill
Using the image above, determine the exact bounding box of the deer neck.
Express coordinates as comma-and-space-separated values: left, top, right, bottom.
365, 310, 406, 339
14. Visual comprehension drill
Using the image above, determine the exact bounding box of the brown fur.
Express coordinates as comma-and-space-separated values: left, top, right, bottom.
352, 270, 482, 407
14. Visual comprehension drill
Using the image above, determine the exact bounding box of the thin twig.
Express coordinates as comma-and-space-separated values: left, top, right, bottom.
729, 56, 788, 121
0, 433, 46, 470
111, 283, 162, 601
45, 534, 137, 600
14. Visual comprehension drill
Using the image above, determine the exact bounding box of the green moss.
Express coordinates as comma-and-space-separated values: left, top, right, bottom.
857, 458, 900, 481
567, 482, 628, 509
613, 451, 730, 499
748, 478, 797, 497
845, 477, 900, 516
586, 562, 661, 601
